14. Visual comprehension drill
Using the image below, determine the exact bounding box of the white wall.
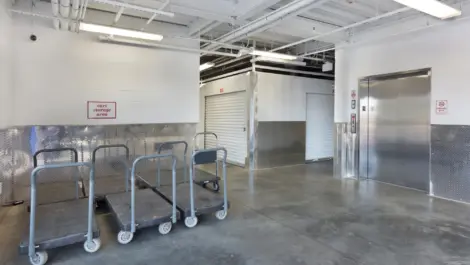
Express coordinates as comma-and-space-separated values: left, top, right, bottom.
0, 1, 13, 129
8, 2, 199, 126
257, 72, 333, 121
335, 20, 470, 125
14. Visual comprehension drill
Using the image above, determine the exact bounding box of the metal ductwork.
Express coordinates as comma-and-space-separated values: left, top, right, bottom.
51, 0, 60, 30
202, 0, 331, 51
59, 0, 70, 30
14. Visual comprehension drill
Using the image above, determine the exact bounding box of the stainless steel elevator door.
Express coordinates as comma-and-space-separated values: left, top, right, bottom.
360, 71, 430, 191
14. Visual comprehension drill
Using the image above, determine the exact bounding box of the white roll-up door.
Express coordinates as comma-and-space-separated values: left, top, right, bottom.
306, 93, 334, 161
205, 92, 247, 166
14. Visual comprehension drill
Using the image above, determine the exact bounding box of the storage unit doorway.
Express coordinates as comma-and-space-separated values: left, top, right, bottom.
204, 91, 247, 166
305, 93, 335, 161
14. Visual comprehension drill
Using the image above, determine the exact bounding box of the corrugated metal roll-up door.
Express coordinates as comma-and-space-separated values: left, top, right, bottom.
306, 93, 334, 161
205, 92, 247, 166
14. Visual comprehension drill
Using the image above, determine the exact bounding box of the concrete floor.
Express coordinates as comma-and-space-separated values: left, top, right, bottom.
1, 161, 470, 265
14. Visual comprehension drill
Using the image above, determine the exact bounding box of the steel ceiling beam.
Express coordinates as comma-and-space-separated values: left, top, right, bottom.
271, 6, 411, 52
202, 0, 333, 52
91, 0, 174, 17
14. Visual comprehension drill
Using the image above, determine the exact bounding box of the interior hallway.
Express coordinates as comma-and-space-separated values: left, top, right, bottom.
1, 161, 470, 265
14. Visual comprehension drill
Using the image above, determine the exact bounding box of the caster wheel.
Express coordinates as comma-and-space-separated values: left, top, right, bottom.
117, 231, 134, 244
184, 216, 198, 228
215, 210, 227, 220
158, 222, 172, 235
83, 238, 101, 253
212, 182, 220, 192
29, 251, 48, 265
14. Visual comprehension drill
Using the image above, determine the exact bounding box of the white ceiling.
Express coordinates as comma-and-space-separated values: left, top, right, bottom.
24, 0, 470, 57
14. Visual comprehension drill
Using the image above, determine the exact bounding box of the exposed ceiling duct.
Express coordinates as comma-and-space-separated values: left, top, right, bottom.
271, 6, 412, 53
59, 0, 70, 30
202, 0, 332, 52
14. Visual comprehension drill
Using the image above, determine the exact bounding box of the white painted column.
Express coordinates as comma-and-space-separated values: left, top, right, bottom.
334, 48, 350, 123
0, 1, 13, 129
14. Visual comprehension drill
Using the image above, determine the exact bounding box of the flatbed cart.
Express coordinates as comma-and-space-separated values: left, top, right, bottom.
84, 144, 131, 201
19, 161, 101, 265
31, 148, 85, 206
104, 153, 179, 244
156, 146, 229, 228
192, 132, 222, 192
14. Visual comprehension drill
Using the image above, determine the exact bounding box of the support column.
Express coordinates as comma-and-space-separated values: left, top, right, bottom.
333, 48, 356, 179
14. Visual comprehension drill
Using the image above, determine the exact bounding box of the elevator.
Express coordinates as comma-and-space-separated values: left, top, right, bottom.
358, 69, 431, 191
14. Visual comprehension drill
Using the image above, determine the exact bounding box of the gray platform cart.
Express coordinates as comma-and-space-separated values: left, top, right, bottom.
84, 144, 131, 201
104, 153, 179, 244
192, 132, 222, 192
157, 146, 229, 228
30, 148, 85, 207
19, 161, 101, 265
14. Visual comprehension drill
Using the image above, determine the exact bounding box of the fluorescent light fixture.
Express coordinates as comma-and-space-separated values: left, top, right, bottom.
79, 23, 163, 41
250, 50, 297, 60
254, 56, 307, 66
393, 0, 461, 19
200, 62, 215, 71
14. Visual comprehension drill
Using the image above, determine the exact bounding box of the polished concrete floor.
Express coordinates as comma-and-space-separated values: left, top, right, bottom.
1, 162, 470, 265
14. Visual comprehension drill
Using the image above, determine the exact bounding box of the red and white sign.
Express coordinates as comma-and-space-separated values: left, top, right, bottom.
87, 101, 117, 119
435, 100, 448, 115
220, 88, 224, 93
351, 90, 357, 99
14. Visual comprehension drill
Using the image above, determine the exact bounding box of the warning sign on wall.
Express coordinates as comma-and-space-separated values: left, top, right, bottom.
435, 100, 448, 115
87, 101, 117, 119
351, 90, 357, 99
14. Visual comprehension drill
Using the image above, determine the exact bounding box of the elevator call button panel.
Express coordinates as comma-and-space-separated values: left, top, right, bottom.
351, 113, 357, 134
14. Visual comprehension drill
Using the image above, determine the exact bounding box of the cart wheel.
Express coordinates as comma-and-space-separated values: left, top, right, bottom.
83, 238, 101, 253
158, 222, 172, 235
184, 216, 198, 228
29, 251, 48, 265
212, 182, 220, 192
215, 210, 227, 220
117, 231, 134, 244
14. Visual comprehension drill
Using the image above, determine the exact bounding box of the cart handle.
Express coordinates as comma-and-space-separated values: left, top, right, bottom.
33, 147, 78, 168
92, 144, 130, 163
155, 140, 189, 186
91, 144, 131, 192
130, 153, 178, 233
29, 162, 93, 259
192, 132, 218, 150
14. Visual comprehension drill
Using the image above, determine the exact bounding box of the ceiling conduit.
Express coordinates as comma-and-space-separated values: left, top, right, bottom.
202, 0, 332, 52
70, 0, 80, 31
270, 6, 412, 53
51, 0, 60, 29
59, 0, 71, 30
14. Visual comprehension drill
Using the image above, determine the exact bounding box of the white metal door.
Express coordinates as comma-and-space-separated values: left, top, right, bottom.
205, 92, 247, 166
306, 93, 334, 161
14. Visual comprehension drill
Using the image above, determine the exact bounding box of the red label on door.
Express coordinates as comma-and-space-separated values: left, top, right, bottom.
220, 88, 224, 93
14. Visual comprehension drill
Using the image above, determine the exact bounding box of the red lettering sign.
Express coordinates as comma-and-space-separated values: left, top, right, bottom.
87, 101, 117, 119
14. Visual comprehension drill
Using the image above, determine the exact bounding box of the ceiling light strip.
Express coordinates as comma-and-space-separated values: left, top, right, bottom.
80, 23, 164, 41
393, 0, 461, 19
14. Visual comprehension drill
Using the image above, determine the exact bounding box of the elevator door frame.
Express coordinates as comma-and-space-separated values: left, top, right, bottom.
358, 68, 431, 191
